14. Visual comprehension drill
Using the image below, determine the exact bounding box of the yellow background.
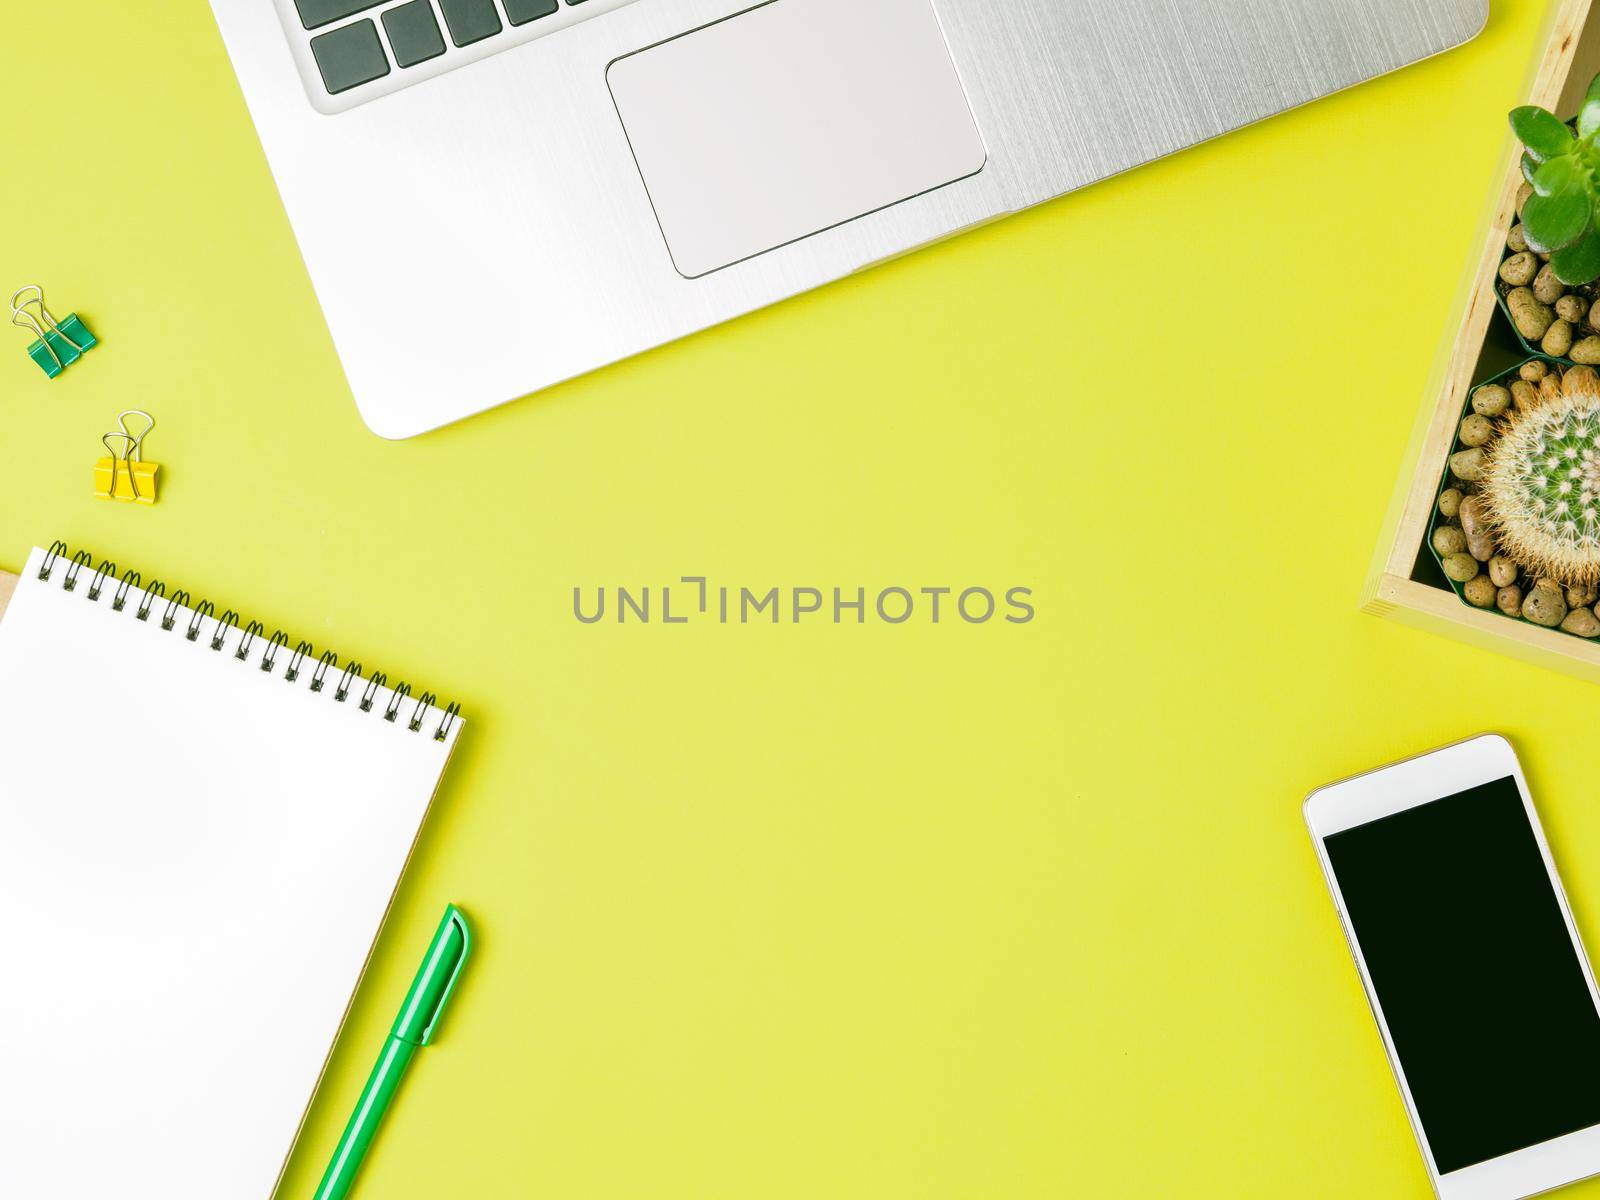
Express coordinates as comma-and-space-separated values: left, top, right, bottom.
0, 3, 1589, 1196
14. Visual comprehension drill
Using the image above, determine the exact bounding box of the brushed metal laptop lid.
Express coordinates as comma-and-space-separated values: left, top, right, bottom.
212, 0, 1488, 437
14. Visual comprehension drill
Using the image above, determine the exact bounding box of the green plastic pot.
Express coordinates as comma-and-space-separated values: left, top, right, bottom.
1493, 266, 1597, 365
1425, 356, 1582, 630
1495, 115, 1596, 364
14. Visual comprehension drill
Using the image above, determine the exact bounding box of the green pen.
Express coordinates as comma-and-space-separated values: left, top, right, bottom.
313, 904, 471, 1200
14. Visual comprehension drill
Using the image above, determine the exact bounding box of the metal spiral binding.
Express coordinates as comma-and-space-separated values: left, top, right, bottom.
285, 641, 312, 683
186, 601, 214, 642
360, 672, 388, 713
310, 650, 337, 693
211, 610, 240, 651
261, 630, 289, 673
87, 559, 115, 601
37, 540, 459, 739
237, 619, 263, 661
111, 569, 140, 612
136, 579, 164, 622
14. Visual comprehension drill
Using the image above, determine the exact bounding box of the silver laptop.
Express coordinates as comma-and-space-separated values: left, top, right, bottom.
210, 0, 1486, 438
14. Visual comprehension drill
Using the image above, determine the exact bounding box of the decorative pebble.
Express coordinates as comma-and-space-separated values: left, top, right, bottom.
1450, 448, 1487, 482
1534, 263, 1566, 304
1524, 583, 1568, 627
1500, 251, 1539, 286
1544, 320, 1576, 357
1442, 552, 1480, 583
1508, 287, 1555, 342
1459, 414, 1495, 446
1562, 607, 1600, 637
1472, 385, 1510, 417
1572, 336, 1600, 365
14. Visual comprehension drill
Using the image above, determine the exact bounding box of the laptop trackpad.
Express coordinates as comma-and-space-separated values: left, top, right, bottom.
607, 0, 986, 279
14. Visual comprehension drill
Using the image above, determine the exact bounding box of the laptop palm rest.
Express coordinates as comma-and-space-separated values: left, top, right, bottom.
607, 0, 986, 279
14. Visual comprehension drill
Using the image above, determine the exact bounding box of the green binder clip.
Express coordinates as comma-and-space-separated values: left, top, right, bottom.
10, 284, 96, 378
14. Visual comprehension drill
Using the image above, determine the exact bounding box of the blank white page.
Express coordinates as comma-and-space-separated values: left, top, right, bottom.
0, 545, 461, 1199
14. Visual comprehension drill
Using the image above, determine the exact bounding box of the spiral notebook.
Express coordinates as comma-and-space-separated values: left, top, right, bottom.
0, 543, 463, 1199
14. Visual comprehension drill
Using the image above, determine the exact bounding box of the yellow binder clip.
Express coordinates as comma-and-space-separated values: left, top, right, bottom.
94, 410, 159, 505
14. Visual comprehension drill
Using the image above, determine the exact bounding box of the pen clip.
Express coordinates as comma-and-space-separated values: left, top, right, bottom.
418, 906, 471, 1046
419, 908, 467, 1043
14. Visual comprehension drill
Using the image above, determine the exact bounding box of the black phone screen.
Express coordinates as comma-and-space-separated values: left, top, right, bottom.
1324, 776, 1600, 1174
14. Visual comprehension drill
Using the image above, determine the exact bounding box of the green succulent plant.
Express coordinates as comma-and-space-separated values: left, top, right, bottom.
1511, 74, 1600, 285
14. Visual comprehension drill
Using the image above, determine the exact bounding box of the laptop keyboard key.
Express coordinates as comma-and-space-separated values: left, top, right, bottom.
505, 0, 558, 24
309, 20, 391, 94
439, 0, 503, 46
383, 0, 447, 67
293, 0, 383, 30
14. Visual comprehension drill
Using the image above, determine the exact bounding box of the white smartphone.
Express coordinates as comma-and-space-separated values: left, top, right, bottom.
1306, 734, 1600, 1200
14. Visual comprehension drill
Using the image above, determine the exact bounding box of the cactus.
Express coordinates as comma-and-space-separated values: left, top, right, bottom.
1484, 383, 1600, 584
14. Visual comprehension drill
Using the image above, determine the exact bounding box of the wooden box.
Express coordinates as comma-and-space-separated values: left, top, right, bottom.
1364, 0, 1600, 680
